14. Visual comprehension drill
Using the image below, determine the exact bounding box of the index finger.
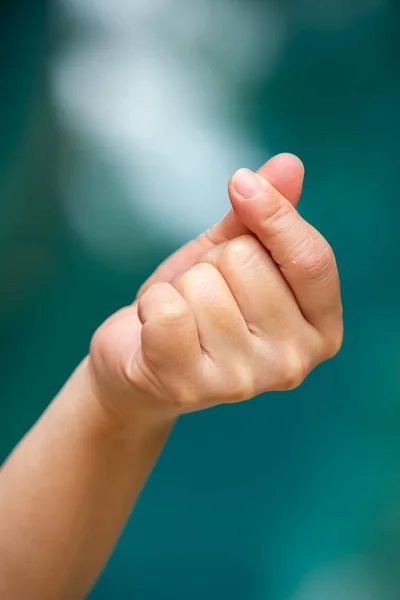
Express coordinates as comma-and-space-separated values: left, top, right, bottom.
136, 154, 304, 298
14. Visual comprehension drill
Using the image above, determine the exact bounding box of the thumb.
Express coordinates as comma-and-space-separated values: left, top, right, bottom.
228, 168, 341, 336
137, 153, 304, 298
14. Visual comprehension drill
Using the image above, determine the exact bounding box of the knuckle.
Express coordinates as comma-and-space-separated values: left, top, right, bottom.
276, 344, 307, 391
157, 302, 191, 327
292, 238, 336, 283
209, 366, 256, 404
228, 370, 256, 402
141, 283, 191, 326
262, 195, 293, 231
176, 261, 217, 293
166, 372, 219, 411
142, 281, 172, 296
232, 378, 256, 402
218, 234, 261, 270
140, 282, 174, 304
175, 262, 228, 306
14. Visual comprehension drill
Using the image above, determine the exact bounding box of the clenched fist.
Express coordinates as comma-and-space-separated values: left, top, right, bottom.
89, 154, 342, 420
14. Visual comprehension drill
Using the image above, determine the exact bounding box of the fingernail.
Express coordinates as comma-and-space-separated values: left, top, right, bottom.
233, 169, 263, 199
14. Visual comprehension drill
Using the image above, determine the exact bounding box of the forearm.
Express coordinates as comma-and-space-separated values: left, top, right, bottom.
0, 359, 174, 600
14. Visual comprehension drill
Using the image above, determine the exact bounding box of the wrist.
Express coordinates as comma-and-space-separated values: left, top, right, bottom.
59, 357, 176, 447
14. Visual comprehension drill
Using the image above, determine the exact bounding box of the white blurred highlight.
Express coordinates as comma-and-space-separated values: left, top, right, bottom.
51, 0, 285, 264
290, 558, 383, 600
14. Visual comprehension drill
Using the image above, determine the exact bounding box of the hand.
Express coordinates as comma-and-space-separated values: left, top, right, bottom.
89, 155, 342, 421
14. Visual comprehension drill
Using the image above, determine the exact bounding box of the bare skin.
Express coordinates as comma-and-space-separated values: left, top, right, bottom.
0, 154, 342, 599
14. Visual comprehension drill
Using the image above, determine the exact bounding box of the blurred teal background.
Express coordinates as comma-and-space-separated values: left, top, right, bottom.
1, 1, 400, 598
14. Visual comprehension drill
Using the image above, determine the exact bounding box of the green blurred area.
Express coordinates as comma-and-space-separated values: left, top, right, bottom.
1, 1, 400, 598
